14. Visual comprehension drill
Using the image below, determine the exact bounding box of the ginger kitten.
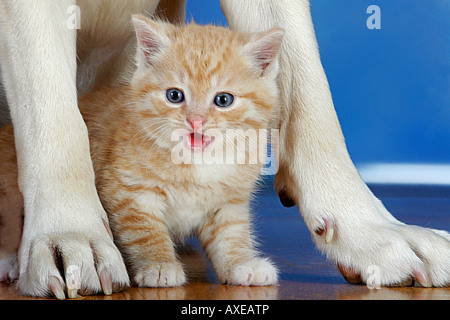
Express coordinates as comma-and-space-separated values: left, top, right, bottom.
0, 16, 283, 287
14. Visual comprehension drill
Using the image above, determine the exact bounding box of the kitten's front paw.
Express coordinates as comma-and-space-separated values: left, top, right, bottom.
133, 261, 186, 287
223, 258, 278, 286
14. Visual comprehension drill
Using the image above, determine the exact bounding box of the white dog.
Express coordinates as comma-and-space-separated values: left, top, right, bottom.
0, 0, 448, 298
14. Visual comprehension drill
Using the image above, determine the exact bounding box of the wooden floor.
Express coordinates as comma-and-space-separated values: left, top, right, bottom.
1, 184, 449, 300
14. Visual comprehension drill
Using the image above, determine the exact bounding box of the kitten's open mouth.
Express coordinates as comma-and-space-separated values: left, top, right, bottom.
185, 132, 215, 151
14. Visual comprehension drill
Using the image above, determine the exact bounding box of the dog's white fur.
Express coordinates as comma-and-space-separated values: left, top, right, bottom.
0, 0, 448, 297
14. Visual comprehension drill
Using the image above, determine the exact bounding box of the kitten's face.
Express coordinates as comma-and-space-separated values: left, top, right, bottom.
130, 16, 283, 164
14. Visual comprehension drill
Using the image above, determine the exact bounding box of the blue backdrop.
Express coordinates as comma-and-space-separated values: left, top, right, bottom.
185, 1, 450, 169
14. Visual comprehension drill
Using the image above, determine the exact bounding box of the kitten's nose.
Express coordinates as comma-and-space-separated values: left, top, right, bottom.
187, 116, 206, 133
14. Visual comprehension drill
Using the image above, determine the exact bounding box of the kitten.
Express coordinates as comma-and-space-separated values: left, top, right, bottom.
0, 16, 283, 287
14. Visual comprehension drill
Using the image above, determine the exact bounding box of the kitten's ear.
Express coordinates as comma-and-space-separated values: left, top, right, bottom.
243, 28, 284, 76
132, 15, 171, 67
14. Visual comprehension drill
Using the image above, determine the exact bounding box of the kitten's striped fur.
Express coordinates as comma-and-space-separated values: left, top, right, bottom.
0, 16, 283, 287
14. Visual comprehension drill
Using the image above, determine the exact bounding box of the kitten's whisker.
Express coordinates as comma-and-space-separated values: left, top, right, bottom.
138, 122, 176, 178
126, 118, 168, 150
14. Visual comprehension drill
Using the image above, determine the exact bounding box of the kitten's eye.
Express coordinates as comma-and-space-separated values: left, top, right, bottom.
214, 93, 234, 108
166, 88, 185, 104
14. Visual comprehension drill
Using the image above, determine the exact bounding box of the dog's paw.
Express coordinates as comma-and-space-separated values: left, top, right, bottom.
221, 258, 278, 286
0, 252, 18, 284
17, 233, 130, 299
133, 261, 186, 287
313, 216, 450, 287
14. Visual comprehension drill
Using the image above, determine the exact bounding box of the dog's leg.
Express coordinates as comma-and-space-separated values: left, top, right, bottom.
0, 1, 129, 298
221, 0, 449, 287
0, 64, 9, 126
155, 0, 187, 24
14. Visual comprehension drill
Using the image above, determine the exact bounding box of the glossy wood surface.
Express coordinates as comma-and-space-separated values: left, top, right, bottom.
1, 184, 449, 300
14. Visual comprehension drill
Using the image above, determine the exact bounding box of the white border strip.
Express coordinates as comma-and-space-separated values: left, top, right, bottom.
358, 163, 450, 185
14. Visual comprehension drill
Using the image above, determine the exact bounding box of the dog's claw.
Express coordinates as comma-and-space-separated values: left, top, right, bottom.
337, 263, 363, 284
100, 270, 113, 295
49, 277, 66, 300
315, 218, 335, 243
413, 267, 432, 287
67, 288, 78, 299
324, 218, 335, 243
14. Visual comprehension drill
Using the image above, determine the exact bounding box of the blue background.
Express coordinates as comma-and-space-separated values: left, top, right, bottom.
185, 0, 450, 168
